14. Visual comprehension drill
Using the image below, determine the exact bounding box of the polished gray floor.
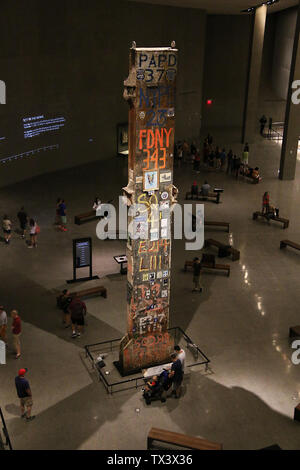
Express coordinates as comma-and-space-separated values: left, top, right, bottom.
1, 129, 300, 450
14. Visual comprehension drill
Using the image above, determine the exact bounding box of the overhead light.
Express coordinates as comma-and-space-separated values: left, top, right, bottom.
241, 0, 279, 13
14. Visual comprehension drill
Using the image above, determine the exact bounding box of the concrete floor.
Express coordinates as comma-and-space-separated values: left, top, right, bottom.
1, 129, 300, 450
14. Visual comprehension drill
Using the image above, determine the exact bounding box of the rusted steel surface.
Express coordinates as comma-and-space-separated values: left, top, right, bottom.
119, 43, 178, 374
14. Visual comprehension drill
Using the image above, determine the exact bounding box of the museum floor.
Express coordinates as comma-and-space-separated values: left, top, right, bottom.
1, 129, 300, 450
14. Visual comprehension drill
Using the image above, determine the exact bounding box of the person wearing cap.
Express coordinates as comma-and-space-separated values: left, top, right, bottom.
15, 369, 35, 421
0, 306, 7, 344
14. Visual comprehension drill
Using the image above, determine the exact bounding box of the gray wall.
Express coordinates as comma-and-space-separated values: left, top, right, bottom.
272, 7, 297, 100
201, 15, 251, 130
0, 0, 206, 187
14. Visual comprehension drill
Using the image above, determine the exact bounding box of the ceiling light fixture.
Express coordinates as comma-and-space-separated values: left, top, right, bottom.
241, 0, 279, 13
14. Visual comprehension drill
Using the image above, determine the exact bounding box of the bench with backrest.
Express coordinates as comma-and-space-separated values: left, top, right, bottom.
184, 259, 230, 277
147, 427, 223, 451
280, 240, 300, 251
204, 238, 240, 261
253, 211, 289, 229
186, 191, 220, 204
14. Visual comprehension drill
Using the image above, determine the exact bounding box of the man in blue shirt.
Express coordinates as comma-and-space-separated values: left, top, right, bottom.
169, 353, 183, 398
15, 369, 35, 421
58, 199, 67, 232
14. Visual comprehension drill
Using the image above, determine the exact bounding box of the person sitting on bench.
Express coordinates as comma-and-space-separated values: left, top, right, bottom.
201, 181, 211, 196
191, 181, 198, 196
266, 204, 279, 220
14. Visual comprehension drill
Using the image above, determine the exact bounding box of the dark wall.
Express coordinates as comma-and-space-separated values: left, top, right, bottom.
0, 0, 206, 187
201, 15, 251, 130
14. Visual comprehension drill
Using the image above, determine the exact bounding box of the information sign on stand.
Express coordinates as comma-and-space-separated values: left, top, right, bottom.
67, 237, 99, 284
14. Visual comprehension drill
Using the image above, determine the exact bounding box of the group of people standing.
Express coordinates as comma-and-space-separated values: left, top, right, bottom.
57, 289, 87, 338
0, 305, 22, 359
2, 209, 39, 247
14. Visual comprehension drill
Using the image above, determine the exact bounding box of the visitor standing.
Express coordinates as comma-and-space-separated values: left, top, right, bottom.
242, 143, 249, 165
192, 258, 202, 293
55, 198, 62, 225
3, 215, 12, 245
58, 199, 67, 232
28, 218, 38, 248
174, 345, 186, 375
169, 353, 183, 398
17, 207, 28, 239
11, 310, 21, 359
262, 192, 270, 214
259, 115, 267, 136
0, 306, 7, 344
68, 296, 87, 338
15, 368, 35, 421
227, 149, 233, 174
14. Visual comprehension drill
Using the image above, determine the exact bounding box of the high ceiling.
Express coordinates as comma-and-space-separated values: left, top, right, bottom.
127, 0, 298, 14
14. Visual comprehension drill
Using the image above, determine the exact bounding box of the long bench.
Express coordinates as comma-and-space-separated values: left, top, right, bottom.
57, 286, 107, 306
184, 260, 230, 277
147, 427, 223, 451
204, 238, 240, 261
186, 191, 221, 204
74, 210, 99, 225
253, 211, 289, 229
289, 326, 300, 338
280, 240, 300, 252
205, 221, 230, 232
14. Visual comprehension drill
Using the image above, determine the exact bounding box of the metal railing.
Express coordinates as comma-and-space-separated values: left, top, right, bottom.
0, 407, 12, 450
85, 326, 210, 395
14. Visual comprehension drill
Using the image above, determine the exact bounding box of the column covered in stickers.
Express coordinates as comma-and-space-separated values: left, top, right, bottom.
119, 42, 178, 375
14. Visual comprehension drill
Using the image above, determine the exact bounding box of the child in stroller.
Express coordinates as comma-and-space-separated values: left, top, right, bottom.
143, 370, 172, 405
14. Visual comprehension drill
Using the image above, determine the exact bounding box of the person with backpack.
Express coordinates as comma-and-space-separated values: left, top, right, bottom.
68, 296, 86, 338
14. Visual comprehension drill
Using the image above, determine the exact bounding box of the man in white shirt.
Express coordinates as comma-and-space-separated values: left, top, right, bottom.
0, 306, 8, 344
174, 345, 186, 373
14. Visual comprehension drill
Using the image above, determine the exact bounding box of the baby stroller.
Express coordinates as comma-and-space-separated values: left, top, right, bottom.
266, 205, 279, 220
143, 370, 172, 405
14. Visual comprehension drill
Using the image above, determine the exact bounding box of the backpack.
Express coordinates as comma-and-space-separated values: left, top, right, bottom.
201, 253, 215, 267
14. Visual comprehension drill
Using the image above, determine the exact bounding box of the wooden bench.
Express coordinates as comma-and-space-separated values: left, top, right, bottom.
280, 240, 300, 251
205, 221, 230, 232
294, 403, 300, 422
204, 238, 240, 261
253, 211, 289, 229
74, 210, 99, 225
57, 286, 107, 305
184, 260, 230, 277
186, 191, 221, 204
289, 326, 300, 338
147, 427, 222, 450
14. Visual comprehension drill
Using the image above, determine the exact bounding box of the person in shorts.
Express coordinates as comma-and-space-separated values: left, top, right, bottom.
68, 296, 86, 338
11, 310, 21, 359
17, 207, 28, 239
3, 215, 12, 245
15, 368, 35, 421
